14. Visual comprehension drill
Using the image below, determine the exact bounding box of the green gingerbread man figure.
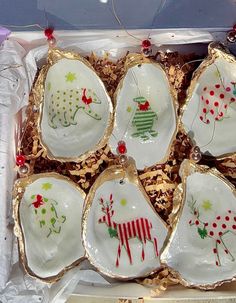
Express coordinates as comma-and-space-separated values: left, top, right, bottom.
131, 96, 158, 141
30, 194, 66, 238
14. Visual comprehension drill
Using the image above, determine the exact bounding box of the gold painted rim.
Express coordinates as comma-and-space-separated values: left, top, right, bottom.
82, 158, 169, 280
110, 53, 179, 168
13, 172, 86, 283
160, 159, 236, 290
32, 47, 114, 163
179, 42, 236, 160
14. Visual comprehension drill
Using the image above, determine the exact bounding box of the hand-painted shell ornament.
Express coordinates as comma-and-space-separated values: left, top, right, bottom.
82, 158, 168, 279
13, 173, 85, 282
109, 54, 177, 170
161, 159, 236, 289
181, 43, 236, 158
33, 48, 113, 162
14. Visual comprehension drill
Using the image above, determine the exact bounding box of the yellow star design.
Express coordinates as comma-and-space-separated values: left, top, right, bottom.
47, 82, 51, 91
120, 198, 127, 206
202, 200, 212, 211
42, 183, 52, 190
127, 106, 132, 113
65, 72, 77, 82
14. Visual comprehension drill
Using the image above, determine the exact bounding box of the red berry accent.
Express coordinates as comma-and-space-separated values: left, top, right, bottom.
217, 239, 221, 244
203, 108, 207, 113
44, 27, 54, 40
214, 101, 219, 107
219, 231, 223, 236
219, 112, 223, 117
213, 248, 217, 253
209, 231, 214, 236
224, 104, 228, 109
216, 216, 221, 220
200, 116, 203, 121
215, 84, 220, 88
195, 220, 199, 225
142, 39, 151, 48
201, 96, 204, 101
234, 216, 236, 221
206, 119, 210, 124
16, 154, 26, 166
210, 109, 214, 115
210, 90, 214, 96
226, 87, 231, 91
189, 220, 192, 224
228, 210, 232, 213
212, 223, 217, 228
225, 216, 230, 221
215, 117, 219, 121
219, 94, 224, 99
225, 249, 229, 254
205, 223, 209, 226
118, 143, 126, 154
216, 261, 219, 266
232, 225, 236, 229
231, 98, 235, 102
206, 99, 209, 105
222, 224, 227, 229
203, 87, 207, 91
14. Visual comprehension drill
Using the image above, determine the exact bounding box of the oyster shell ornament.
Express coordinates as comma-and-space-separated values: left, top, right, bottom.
109, 54, 177, 170
82, 158, 168, 279
33, 48, 113, 162
181, 43, 236, 158
161, 159, 236, 289
13, 173, 85, 282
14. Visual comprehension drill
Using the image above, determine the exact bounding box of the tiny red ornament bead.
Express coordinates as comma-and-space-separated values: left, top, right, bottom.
117, 141, 127, 155
44, 27, 54, 40
142, 39, 151, 48
16, 154, 26, 166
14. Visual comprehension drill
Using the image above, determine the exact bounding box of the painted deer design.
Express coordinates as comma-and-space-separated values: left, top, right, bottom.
188, 196, 236, 266
48, 88, 102, 128
199, 81, 236, 124
98, 194, 158, 267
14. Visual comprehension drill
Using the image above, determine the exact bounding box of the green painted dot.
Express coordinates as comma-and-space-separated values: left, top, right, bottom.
57, 97, 60, 100
52, 109, 54, 112
76, 105, 79, 108
65, 121, 68, 124
89, 110, 91, 113
51, 217, 56, 224
120, 198, 127, 206
51, 206, 54, 211
69, 109, 72, 112
34, 209, 37, 214
57, 90, 59, 93
49, 113, 51, 116
52, 101, 54, 104
63, 107, 66, 110
42, 208, 46, 214
63, 92, 66, 95
63, 99, 66, 102
41, 220, 45, 225
70, 95, 72, 98
57, 104, 59, 107
76, 90, 79, 94
69, 102, 72, 105
70, 116, 73, 119
76, 98, 79, 101
95, 114, 98, 116
57, 111, 60, 114
70, 89, 73, 92
59, 118, 62, 121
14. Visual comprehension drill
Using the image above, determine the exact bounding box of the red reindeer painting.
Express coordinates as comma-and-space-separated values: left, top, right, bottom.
188, 196, 236, 266
98, 194, 159, 267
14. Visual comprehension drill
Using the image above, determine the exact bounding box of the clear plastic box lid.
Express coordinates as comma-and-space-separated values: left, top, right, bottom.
1, 0, 236, 30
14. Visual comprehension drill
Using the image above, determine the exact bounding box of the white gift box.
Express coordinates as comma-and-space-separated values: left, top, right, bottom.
1, 28, 236, 302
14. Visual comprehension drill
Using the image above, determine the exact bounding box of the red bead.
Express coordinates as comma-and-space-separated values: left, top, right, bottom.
117, 141, 127, 155
44, 27, 54, 40
16, 154, 26, 166
142, 39, 151, 48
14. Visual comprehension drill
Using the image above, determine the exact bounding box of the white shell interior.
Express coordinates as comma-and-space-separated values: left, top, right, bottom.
19, 176, 85, 279
161, 172, 236, 287
84, 179, 168, 279
109, 63, 176, 170
182, 57, 236, 157
41, 58, 112, 159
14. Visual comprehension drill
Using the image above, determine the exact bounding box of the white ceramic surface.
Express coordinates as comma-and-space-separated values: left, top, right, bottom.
83, 179, 168, 279
109, 62, 177, 170
161, 171, 236, 288
182, 57, 236, 157
19, 176, 85, 279
41, 58, 113, 159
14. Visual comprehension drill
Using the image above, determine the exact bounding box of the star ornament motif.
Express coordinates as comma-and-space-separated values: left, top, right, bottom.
42, 182, 52, 190
65, 72, 77, 82
201, 199, 212, 211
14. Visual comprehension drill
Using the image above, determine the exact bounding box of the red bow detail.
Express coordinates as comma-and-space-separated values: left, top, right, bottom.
139, 101, 150, 111
32, 194, 44, 208
82, 88, 92, 105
